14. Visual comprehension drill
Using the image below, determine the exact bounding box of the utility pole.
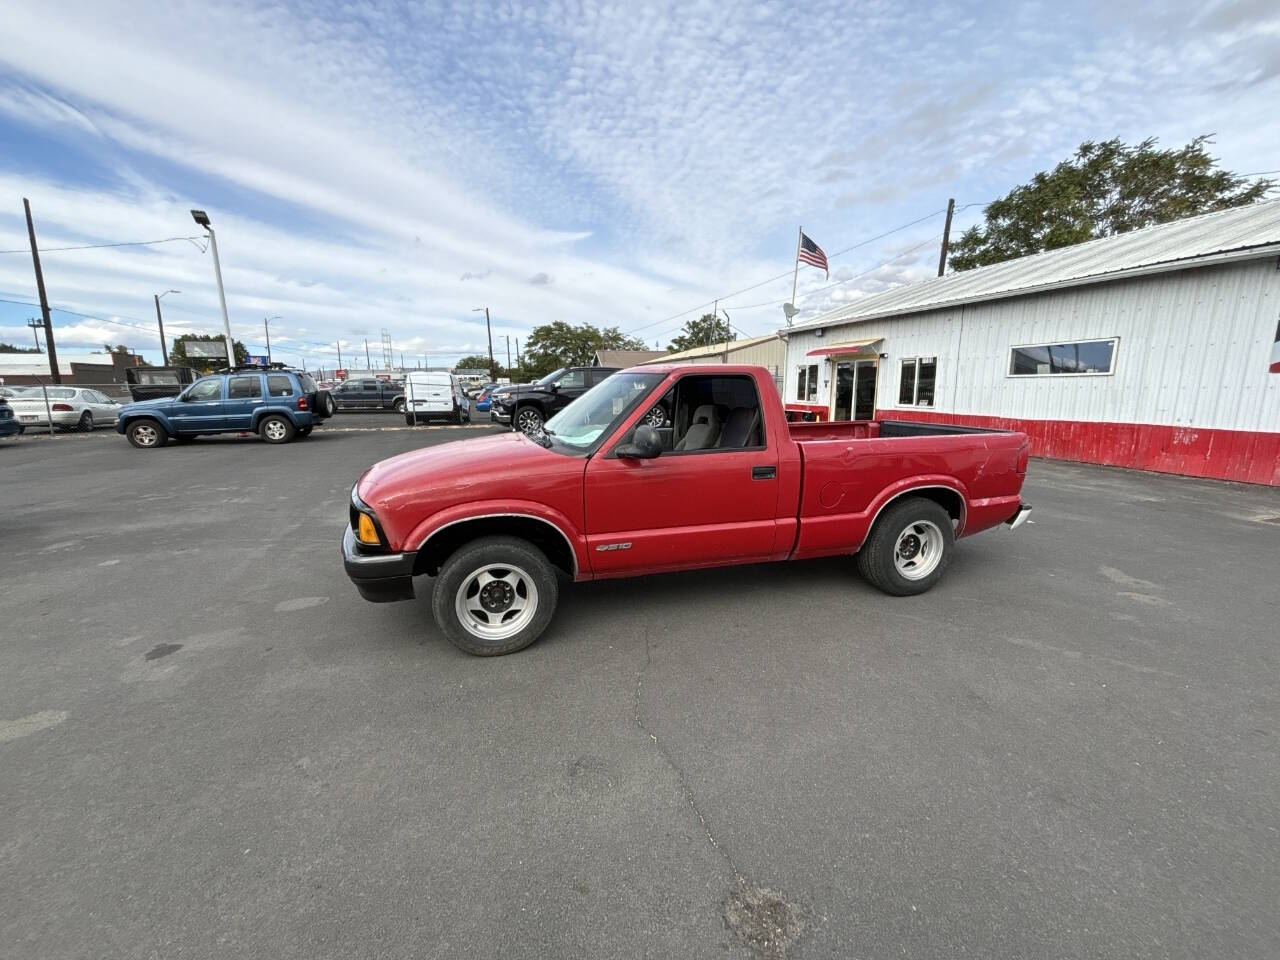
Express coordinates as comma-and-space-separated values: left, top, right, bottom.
937, 197, 955, 277
154, 296, 168, 364
23, 198, 60, 383
336, 341, 343, 368
504, 335, 511, 372
263, 318, 273, 364
189, 211, 235, 370
364, 338, 372, 370
26, 318, 43, 352
473, 307, 496, 380
515, 337, 521, 370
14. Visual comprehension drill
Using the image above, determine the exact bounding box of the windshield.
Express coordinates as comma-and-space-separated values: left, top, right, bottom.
535, 368, 565, 387
543, 372, 663, 450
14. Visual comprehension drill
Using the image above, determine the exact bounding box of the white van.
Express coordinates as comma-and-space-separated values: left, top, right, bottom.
404, 371, 467, 425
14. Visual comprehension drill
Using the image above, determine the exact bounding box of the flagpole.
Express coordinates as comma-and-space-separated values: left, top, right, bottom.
789, 225, 803, 327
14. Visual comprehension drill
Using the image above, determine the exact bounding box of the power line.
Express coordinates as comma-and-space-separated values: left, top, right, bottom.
0, 235, 208, 255
620, 206, 951, 339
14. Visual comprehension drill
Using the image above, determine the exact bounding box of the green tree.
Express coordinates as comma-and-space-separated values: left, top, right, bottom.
0, 342, 41, 353
668, 313, 731, 353
454, 354, 506, 378
521, 322, 646, 378
949, 136, 1274, 271
169, 334, 249, 372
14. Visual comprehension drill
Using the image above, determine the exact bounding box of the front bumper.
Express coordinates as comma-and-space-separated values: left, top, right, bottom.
342, 524, 417, 602
491, 406, 512, 424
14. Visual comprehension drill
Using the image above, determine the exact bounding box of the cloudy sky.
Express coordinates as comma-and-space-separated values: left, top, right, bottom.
1, 0, 1278, 369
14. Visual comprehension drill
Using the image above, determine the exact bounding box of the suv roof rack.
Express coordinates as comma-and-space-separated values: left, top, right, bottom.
213, 362, 297, 374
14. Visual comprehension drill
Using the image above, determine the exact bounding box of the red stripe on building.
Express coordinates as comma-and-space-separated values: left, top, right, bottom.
886, 410, 1280, 486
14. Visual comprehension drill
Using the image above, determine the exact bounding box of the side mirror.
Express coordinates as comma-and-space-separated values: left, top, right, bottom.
549, 382, 560, 392
617, 424, 662, 459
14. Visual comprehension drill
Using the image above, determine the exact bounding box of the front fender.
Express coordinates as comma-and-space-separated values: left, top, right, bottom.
119, 410, 174, 433
404, 499, 590, 578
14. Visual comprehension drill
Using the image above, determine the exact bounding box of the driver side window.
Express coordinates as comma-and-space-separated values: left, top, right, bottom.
187, 378, 223, 401
623, 375, 764, 454
558, 370, 585, 390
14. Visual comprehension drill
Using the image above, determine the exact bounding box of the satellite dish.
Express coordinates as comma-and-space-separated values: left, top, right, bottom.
782, 302, 797, 320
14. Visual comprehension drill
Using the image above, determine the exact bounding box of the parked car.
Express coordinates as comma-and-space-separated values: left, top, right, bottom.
343, 364, 1032, 656
489, 366, 619, 434
125, 365, 199, 402
472, 383, 498, 412
7, 386, 122, 433
404, 371, 467, 425
0, 396, 19, 439
331, 378, 406, 413
115, 365, 336, 448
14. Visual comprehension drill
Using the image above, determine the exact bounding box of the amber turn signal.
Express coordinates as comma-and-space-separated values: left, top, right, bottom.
355, 512, 380, 546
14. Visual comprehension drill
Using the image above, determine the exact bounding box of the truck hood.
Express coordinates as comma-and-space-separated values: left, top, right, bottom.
356, 431, 586, 549
120, 397, 171, 412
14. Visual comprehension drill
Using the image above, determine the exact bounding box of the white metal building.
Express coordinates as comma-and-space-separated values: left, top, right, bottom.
638, 333, 787, 392
781, 201, 1280, 485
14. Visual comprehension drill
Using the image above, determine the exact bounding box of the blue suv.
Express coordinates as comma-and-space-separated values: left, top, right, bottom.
116, 365, 336, 448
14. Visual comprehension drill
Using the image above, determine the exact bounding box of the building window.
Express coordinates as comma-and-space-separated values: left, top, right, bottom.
795, 363, 818, 402
898, 357, 936, 406
1009, 338, 1117, 376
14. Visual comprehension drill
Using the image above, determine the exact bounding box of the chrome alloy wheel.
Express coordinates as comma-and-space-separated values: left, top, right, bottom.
893, 520, 945, 580
454, 564, 539, 640
642, 405, 665, 427
263, 419, 289, 441
132, 423, 159, 446
516, 408, 543, 435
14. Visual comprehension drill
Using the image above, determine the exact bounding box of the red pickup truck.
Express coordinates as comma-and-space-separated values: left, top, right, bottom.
343, 365, 1031, 655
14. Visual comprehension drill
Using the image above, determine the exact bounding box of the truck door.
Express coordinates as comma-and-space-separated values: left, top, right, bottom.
584, 372, 780, 574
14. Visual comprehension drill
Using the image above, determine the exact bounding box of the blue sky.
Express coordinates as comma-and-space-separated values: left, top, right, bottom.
1, 0, 1278, 368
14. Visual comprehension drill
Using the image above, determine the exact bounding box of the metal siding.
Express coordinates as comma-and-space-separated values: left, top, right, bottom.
782, 260, 1279, 483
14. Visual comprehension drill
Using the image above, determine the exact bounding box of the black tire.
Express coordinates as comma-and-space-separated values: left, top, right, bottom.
317, 391, 336, 418
514, 405, 543, 435
17, 425, 25, 435
431, 536, 559, 656
856, 497, 955, 596
405, 414, 416, 427
392, 398, 406, 414
297, 425, 314, 437
450, 404, 463, 425
126, 418, 168, 449
259, 414, 296, 444
77, 411, 94, 432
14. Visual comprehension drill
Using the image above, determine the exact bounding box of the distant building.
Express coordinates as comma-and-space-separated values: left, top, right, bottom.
637, 334, 787, 393
781, 201, 1280, 485
0, 350, 142, 386
593, 349, 667, 367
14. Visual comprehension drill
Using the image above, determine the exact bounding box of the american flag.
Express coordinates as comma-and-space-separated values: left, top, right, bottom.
798, 232, 829, 278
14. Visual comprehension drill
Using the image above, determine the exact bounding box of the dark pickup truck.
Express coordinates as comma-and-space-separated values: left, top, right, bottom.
331, 378, 406, 413
344, 364, 1032, 656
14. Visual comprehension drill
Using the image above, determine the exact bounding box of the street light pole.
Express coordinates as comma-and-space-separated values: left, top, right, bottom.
264, 315, 281, 364
190, 210, 236, 369
154, 289, 180, 365
472, 307, 496, 380
505, 335, 511, 373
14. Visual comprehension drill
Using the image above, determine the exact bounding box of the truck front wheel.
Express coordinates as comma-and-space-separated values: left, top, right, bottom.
857, 497, 955, 596
432, 536, 559, 656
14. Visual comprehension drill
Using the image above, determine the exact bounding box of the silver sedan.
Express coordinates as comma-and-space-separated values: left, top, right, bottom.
7, 387, 122, 433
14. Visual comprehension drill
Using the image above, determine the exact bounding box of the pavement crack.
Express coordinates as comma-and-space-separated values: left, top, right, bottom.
632, 630, 740, 877
631, 632, 814, 959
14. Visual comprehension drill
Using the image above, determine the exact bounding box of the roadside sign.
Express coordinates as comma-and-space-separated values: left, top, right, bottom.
376, 373, 391, 381
182, 339, 228, 359
335, 368, 348, 380
244, 355, 268, 367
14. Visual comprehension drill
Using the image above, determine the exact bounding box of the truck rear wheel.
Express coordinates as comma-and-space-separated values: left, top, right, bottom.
857, 497, 955, 596
432, 536, 559, 656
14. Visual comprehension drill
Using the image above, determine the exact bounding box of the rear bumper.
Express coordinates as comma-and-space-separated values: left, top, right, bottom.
0, 418, 19, 437
342, 525, 417, 602
1005, 502, 1032, 530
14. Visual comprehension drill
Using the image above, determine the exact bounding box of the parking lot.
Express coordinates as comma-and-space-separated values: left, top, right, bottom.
2, 414, 1278, 959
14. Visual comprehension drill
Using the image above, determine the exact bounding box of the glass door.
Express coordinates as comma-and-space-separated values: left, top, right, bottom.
832, 361, 854, 420
854, 360, 878, 420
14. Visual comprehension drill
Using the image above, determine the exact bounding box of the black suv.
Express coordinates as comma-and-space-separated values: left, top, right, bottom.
331, 378, 406, 413
492, 366, 616, 434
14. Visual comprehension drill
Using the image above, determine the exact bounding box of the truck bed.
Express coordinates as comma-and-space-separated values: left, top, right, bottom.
787, 420, 1029, 561
788, 419, 1012, 442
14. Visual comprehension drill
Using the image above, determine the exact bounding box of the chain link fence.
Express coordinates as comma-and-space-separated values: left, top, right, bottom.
0, 382, 131, 436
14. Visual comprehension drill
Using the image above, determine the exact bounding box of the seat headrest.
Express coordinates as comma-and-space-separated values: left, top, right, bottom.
690, 404, 718, 425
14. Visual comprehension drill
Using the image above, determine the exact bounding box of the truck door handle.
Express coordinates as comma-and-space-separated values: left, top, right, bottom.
752, 466, 776, 480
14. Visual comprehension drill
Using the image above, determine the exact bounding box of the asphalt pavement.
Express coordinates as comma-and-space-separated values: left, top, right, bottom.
1, 413, 1278, 959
